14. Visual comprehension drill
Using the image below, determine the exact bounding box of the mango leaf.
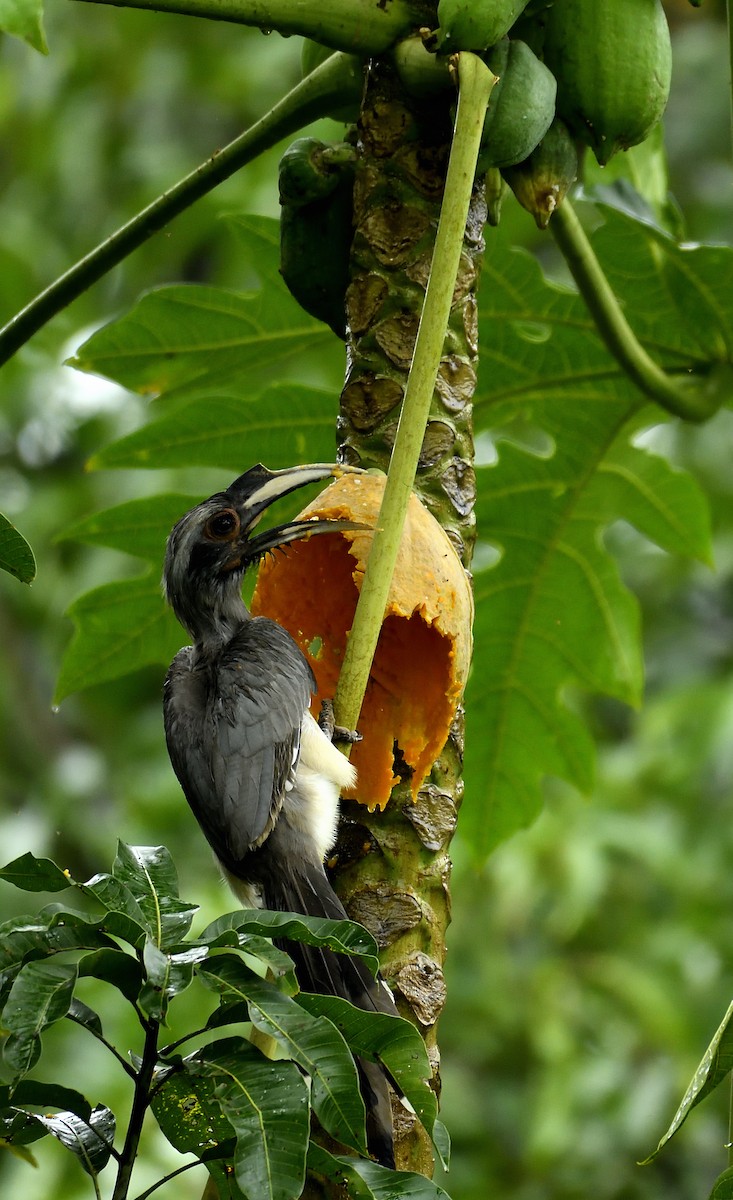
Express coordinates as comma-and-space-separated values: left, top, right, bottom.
90, 383, 342, 472
0, 851, 70, 893
77, 947, 144, 1004
151, 1065, 235, 1157
33, 1105, 115, 1176
2, 960, 78, 1079
0, 513, 36, 583
70, 215, 339, 397
112, 843, 198, 950
0, 1080, 92, 1121
197, 909, 380, 978
0, 0, 47, 53
199, 955, 367, 1155
308, 1143, 452, 1199
139, 940, 205, 1021
296, 992, 436, 1144
195, 1037, 309, 1200
0, 918, 114, 988
55, 572, 182, 702
643, 998, 733, 1163
466, 199, 720, 852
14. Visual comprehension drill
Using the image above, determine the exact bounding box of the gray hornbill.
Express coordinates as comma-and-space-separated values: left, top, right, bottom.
162, 462, 396, 1168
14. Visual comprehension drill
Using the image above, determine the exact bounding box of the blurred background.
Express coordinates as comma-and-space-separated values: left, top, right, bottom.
0, 1, 732, 1196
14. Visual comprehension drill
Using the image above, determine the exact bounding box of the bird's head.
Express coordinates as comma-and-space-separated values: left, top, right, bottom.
163, 462, 365, 643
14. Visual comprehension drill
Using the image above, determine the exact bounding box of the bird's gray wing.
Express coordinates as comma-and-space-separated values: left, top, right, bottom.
164, 619, 316, 870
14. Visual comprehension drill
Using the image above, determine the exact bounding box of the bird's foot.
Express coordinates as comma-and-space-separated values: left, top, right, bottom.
318, 699, 362, 744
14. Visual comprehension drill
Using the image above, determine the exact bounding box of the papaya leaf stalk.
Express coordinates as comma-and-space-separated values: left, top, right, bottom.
69, 0, 421, 54
551, 197, 726, 422
334, 52, 495, 734
0, 52, 362, 366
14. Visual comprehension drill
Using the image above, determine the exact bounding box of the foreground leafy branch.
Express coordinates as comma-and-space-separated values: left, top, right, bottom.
0, 844, 446, 1199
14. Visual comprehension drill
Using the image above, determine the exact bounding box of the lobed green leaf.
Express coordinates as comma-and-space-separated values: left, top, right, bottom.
466, 199, 719, 852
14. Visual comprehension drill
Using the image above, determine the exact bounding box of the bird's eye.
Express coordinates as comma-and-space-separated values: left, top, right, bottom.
204, 509, 240, 541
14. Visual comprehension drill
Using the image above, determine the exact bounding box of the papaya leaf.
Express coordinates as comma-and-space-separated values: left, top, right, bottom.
296, 992, 436, 1149
308, 1143, 453, 1199
642, 999, 733, 1163
69, 212, 339, 398
196, 909, 380, 978
90, 383, 342, 472
0, 851, 70, 893
54, 572, 182, 702
467, 199, 719, 852
0, 0, 47, 54
2, 960, 78, 1079
60, 494, 195, 562
199, 955, 367, 1155
195, 1037, 309, 1200
0, 513, 36, 583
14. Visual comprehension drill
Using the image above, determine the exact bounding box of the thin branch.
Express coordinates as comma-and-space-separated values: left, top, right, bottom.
551, 197, 724, 422
66, 1011, 138, 1082
333, 52, 496, 731
131, 1155, 204, 1200
111, 1019, 160, 1200
0, 51, 361, 367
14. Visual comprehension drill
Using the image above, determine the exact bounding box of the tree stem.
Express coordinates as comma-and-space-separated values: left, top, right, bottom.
0, 52, 361, 367
333, 52, 495, 732
112, 1020, 160, 1200
69, 0, 418, 53
551, 197, 722, 422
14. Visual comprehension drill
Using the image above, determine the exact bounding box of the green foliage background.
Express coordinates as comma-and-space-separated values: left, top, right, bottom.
1, 2, 733, 1197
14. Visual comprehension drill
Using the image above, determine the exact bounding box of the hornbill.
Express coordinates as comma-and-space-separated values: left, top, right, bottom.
162, 462, 396, 1167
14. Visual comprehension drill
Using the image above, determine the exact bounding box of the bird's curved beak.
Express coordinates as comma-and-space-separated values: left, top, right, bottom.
226, 462, 368, 563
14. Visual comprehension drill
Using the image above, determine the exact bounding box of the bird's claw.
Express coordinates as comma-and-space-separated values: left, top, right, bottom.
318, 699, 362, 744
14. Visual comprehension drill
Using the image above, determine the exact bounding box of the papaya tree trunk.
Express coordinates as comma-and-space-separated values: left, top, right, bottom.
333, 59, 484, 1174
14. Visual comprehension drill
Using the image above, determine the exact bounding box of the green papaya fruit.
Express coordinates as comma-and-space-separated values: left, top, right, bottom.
278, 137, 355, 208
502, 117, 578, 228
280, 148, 354, 339
437, 0, 532, 51
477, 39, 557, 171
301, 39, 362, 123
542, 0, 672, 165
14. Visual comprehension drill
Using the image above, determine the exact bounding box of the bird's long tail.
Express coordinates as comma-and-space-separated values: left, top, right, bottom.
261, 858, 397, 1169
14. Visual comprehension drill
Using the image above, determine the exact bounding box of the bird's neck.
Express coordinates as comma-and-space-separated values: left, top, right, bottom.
175, 575, 250, 654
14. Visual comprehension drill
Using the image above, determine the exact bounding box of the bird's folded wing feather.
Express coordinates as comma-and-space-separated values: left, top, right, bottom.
164, 618, 316, 864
